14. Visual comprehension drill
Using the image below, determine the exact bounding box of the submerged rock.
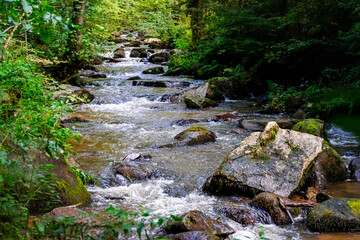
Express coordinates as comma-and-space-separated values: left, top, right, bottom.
307, 198, 360, 232
142, 67, 165, 74
166, 210, 235, 238
203, 122, 347, 198
53, 84, 95, 104
292, 118, 325, 138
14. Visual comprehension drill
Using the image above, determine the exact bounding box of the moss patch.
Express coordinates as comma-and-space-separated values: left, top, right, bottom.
348, 199, 360, 216
56, 176, 90, 205
292, 118, 324, 137
186, 126, 208, 132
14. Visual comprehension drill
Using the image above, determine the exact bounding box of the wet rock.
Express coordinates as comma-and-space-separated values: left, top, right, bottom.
143, 67, 165, 74
114, 48, 125, 58
160, 93, 182, 103
203, 122, 347, 198
114, 38, 127, 44
53, 84, 95, 104
130, 48, 147, 58
132, 80, 168, 88
148, 52, 171, 63
115, 162, 151, 181
160, 126, 216, 148
122, 153, 152, 162
163, 231, 220, 240
125, 40, 141, 47
127, 76, 141, 80
164, 68, 183, 76
184, 96, 218, 109
238, 119, 299, 131
60, 115, 90, 123
307, 198, 360, 232
216, 112, 240, 121
216, 205, 258, 226
47, 206, 89, 222
292, 118, 325, 138
250, 192, 294, 225
173, 119, 201, 126
166, 210, 234, 238
207, 77, 250, 100
182, 82, 221, 109
316, 192, 332, 203
87, 73, 106, 78
147, 49, 155, 54
349, 158, 360, 182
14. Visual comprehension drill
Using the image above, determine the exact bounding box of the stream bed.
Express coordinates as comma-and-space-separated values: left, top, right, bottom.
66, 45, 360, 239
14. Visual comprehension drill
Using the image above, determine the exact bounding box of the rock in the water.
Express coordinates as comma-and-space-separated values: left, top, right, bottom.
126, 40, 141, 47
349, 158, 360, 182
130, 48, 147, 58
114, 48, 125, 58
307, 198, 360, 232
249, 192, 294, 225
166, 210, 235, 238
127, 76, 141, 80
203, 122, 347, 198
216, 205, 266, 226
148, 52, 171, 63
132, 80, 168, 88
142, 67, 165, 74
182, 82, 222, 109
164, 68, 183, 76
239, 119, 299, 131
53, 84, 95, 104
292, 118, 325, 138
114, 38, 127, 44
115, 162, 151, 181
163, 231, 220, 240
122, 153, 151, 162
184, 96, 218, 109
174, 119, 201, 126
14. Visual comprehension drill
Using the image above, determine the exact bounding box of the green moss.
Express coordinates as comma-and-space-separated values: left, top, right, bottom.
348, 200, 360, 216
292, 119, 324, 137
289, 143, 300, 153
270, 129, 277, 141
184, 97, 201, 109
186, 126, 208, 132
56, 176, 90, 205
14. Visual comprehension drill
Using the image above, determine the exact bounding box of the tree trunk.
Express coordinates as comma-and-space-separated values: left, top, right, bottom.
188, 0, 203, 45
66, 0, 86, 86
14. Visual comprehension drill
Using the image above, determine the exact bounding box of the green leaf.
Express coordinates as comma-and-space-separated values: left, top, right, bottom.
170, 215, 182, 222
105, 205, 116, 212
21, 0, 33, 14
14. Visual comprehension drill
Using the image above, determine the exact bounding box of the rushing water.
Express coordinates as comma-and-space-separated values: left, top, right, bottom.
67, 45, 360, 239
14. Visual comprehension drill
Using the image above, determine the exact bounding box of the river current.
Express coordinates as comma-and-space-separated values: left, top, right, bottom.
66, 43, 360, 240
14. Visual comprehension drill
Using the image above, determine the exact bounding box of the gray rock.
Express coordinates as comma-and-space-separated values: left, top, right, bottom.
239, 119, 299, 131
114, 48, 125, 58
349, 158, 360, 182
166, 210, 234, 238
307, 198, 360, 232
148, 52, 171, 63
163, 231, 220, 240
203, 122, 346, 198
53, 84, 95, 104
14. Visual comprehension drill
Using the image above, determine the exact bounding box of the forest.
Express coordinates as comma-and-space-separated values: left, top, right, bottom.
1, 0, 360, 239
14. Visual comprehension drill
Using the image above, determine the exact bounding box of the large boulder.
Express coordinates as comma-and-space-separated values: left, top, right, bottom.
292, 119, 325, 138
159, 126, 216, 148
53, 84, 95, 104
148, 52, 171, 63
142, 67, 165, 74
114, 48, 125, 58
307, 198, 360, 232
166, 210, 235, 238
203, 122, 347, 198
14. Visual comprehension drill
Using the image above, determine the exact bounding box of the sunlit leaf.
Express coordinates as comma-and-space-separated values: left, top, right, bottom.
21, 0, 33, 14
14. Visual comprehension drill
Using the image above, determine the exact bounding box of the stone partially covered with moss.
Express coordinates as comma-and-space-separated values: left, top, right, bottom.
182, 83, 221, 109
307, 198, 360, 232
159, 126, 216, 148
203, 122, 346, 198
53, 84, 95, 104
292, 119, 324, 137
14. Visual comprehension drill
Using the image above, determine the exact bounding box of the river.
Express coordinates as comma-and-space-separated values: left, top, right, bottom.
65, 39, 360, 240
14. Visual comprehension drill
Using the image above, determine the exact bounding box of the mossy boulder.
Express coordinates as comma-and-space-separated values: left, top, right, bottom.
184, 96, 218, 109
207, 77, 251, 100
142, 67, 165, 74
165, 210, 235, 238
182, 82, 221, 109
203, 122, 346, 198
307, 198, 360, 232
163, 231, 220, 240
114, 48, 125, 58
292, 119, 325, 138
148, 52, 170, 63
